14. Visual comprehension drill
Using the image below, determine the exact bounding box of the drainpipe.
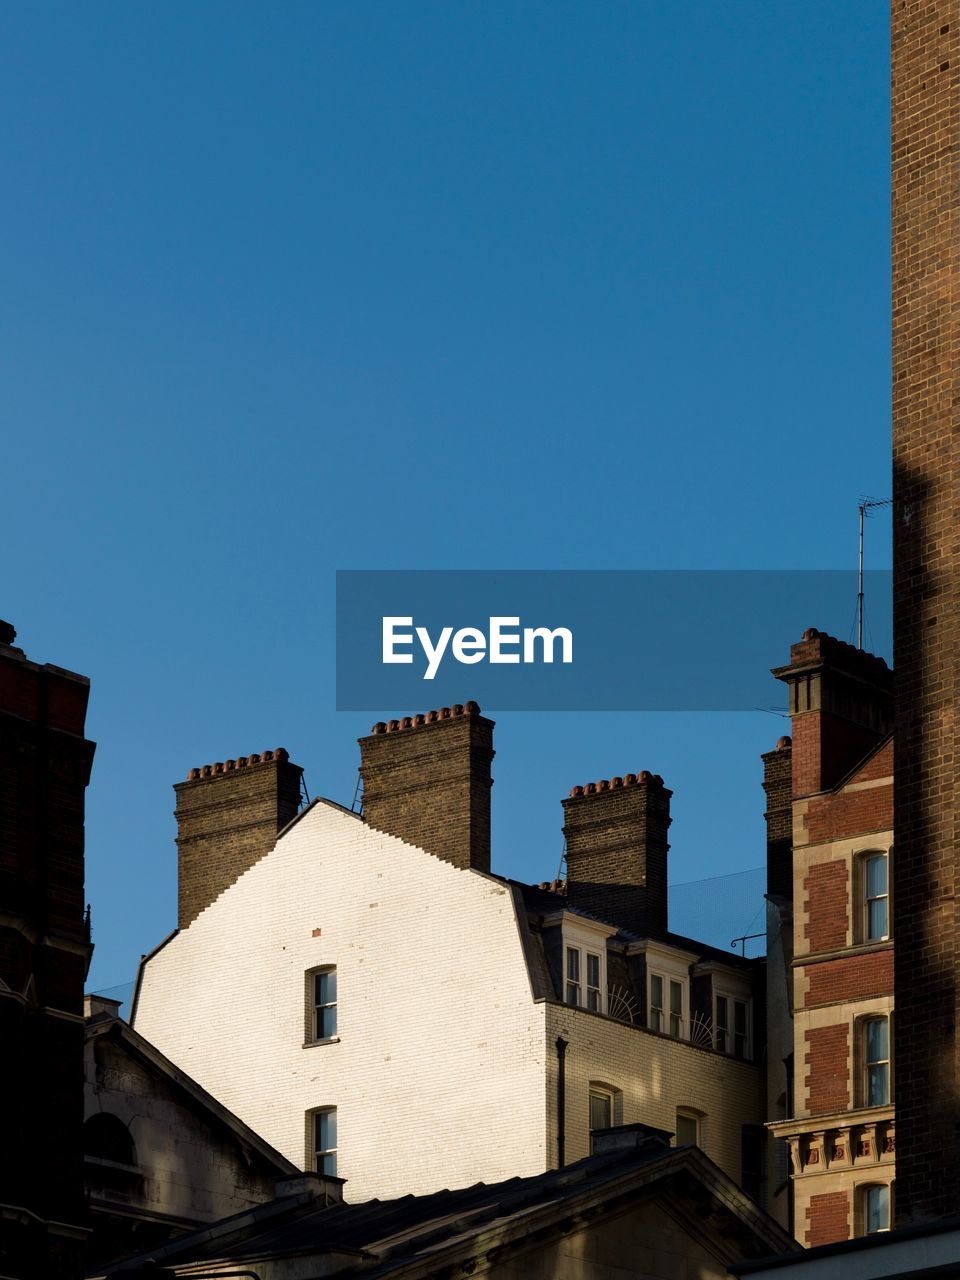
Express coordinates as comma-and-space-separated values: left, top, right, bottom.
556, 1036, 568, 1168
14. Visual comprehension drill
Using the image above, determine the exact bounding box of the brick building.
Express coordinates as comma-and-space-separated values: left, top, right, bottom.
132, 703, 767, 1204
0, 620, 96, 1279
766, 630, 895, 1247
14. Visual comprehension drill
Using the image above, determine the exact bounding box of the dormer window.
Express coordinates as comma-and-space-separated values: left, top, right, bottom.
650, 973, 685, 1038
715, 992, 751, 1060
565, 943, 606, 1013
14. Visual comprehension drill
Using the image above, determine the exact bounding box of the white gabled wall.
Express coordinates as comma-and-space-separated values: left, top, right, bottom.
133, 800, 547, 1201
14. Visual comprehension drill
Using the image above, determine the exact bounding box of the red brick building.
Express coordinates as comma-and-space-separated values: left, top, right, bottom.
767, 629, 895, 1247
0, 620, 96, 1278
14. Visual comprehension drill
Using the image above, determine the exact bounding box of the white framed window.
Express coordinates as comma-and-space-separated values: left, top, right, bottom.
863, 1016, 891, 1107
715, 992, 751, 1059
675, 1108, 702, 1147
650, 972, 685, 1038
310, 1107, 337, 1176
563, 932, 607, 1014
565, 946, 581, 1006
860, 852, 890, 942
307, 967, 337, 1041
859, 1182, 891, 1234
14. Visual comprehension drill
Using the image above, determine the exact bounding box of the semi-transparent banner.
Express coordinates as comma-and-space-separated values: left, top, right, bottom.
335, 570, 892, 711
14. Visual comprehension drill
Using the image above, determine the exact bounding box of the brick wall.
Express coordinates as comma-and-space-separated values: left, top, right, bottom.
805, 951, 893, 1008
359, 703, 494, 873
891, 0, 960, 1227
806, 1191, 849, 1247
175, 751, 303, 929
562, 774, 671, 937
804, 1025, 850, 1114
803, 862, 848, 952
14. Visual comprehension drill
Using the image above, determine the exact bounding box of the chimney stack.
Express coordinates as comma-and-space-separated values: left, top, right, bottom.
772, 629, 892, 798
562, 772, 671, 938
762, 735, 793, 902
175, 749, 303, 928
358, 702, 494, 872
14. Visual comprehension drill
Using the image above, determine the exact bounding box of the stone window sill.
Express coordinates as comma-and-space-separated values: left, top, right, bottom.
303, 1036, 340, 1049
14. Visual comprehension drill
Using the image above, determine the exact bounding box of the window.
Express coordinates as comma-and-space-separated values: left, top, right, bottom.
565, 947, 581, 1006
715, 993, 751, 1059
564, 941, 606, 1013
862, 1016, 891, 1106
650, 973, 685, 1038
859, 1183, 891, 1234
311, 1108, 337, 1175
861, 853, 890, 941
83, 1114, 136, 1167
308, 967, 337, 1041
586, 952, 602, 1012
675, 1109, 701, 1147
589, 1087, 613, 1132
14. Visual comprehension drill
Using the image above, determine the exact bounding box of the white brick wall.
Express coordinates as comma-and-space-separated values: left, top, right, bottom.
133, 800, 548, 1201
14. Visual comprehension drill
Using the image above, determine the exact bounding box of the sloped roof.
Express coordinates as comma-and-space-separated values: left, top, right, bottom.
96, 1135, 797, 1278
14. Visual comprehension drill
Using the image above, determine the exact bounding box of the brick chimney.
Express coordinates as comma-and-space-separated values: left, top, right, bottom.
762, 735, 793, 901
772, 629, 892, 798
175, 749, 303, 928
562, 772, 671, 938
891, 0, 960, 1227
358, 702, 494, 872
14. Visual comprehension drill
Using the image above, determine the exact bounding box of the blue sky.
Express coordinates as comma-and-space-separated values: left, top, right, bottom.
0, 2, 891, 989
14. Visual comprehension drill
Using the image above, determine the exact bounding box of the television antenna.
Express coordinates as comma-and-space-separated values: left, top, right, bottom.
857, 496, 892, 650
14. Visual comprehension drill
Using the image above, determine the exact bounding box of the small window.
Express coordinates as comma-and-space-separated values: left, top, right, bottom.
650, 973, 664, 1032
669, 979, 683, 1038
859, 1183, 891, 1234
84, 1113, 136, 1166
861, 853, 889, 941
312, 1108, 337, 1175
863, 1016, 891, 1106
565, 947, 581, 1006
586, 952, 602, 1011
308, 967, 337, 1041
715, 993, 751, 1059
675, 1109, 701, 1147
589, 1087, 613, 1132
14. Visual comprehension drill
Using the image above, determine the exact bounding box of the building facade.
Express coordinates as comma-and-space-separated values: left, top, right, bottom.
0, 619, 96, 1280
766, 630, 895, 1247
132, 704, 767, 1204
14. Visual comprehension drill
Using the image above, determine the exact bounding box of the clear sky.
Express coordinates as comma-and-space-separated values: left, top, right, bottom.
0, 2, 892, 989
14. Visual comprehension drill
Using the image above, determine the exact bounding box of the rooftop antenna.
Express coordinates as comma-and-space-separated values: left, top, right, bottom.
857, 496, 892, 650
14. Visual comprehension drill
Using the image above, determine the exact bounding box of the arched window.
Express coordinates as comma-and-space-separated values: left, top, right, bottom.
83, 1113, 135, 1166
858, 1182, 892, 1234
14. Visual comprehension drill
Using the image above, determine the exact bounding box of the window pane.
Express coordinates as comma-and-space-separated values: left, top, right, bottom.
587, 987, 601, 1012
734, 1002, 747, 1034
670, 981, 683, 1015
669, 1013, 682, 1038
716, 996, 728, 1029
566, 948, 580, 982
867, 1018, 888, 1063
565, 982, 580, 1006
319, 1005, 337, 1038
316, 1110, 336, 1150
651, 975, 663, 1007
650, 1008, 663, 1032
868, 1063, 889, 1107
587, 953, 601, 988
866, 1185, 889, 1233
589, 1091, 612, 1131
866, 855, 887, 898
868, 897, 888, 940
316, 971, 336, 1005
320, 1151, 338, 1176
676, 1113, 699, 1146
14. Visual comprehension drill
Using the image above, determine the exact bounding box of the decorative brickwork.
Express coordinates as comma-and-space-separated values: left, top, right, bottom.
805, 1025, 850, 1115
805, 1191, 849, 1247
562, 774, 671, 937
803, 862, 849, 953
175, 750, 303, 928
805, 951, 894, 1008
0, 622, 96, 1279
359, 703, 494, 873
